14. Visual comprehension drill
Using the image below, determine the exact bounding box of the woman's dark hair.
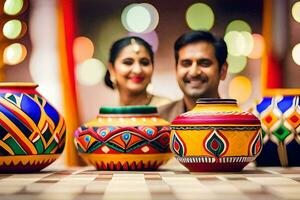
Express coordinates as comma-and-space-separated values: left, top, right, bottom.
104, 36, 154, 89
174, 30, 227, 69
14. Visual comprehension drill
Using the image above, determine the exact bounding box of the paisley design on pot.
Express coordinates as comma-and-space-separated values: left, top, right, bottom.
171, 131, 186, 157
249, 130, 263, 156
204, 129, 228, 159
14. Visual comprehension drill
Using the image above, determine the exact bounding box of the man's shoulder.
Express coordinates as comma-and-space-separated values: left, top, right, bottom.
158, 99, 183, 111
158, 99, 185, 122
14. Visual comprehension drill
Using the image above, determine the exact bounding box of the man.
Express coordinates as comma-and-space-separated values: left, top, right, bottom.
158, 30, 228, 121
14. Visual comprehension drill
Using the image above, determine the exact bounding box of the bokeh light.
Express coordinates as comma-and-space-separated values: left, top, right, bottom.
3, 19, 22, 39
73, 36, 94, 64
240, 31, 254, 56
292, 1, 300, 23
225, 20, 252, 33
292, 43, 300, 66
3, 43, 27, 65
121, 3, 138, 32
140, 3, 159, 33
228, 76, 252, 103
248, 34, 265, 59
129, 31, 159, 52
225, 31, 254, 56
4, 0, 24, 15
186, 3, 214, 30
122, 4, 154, 33
224, 31, 245, 56
227, 55, 247, 74
76, 58, 106, 86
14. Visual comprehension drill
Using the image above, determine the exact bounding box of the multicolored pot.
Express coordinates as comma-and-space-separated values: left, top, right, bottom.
251, 95, 300, 166
74, 106, 172, 170
0, 82, 66, 172
170, 98, 262, 172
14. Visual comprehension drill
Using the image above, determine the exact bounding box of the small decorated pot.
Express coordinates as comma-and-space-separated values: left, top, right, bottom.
170, 98, 262, 172
0, 82, 66, 173
74, 106, 172, 170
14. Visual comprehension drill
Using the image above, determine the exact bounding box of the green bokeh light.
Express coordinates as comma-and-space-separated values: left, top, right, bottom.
226, 20, 252, 33
3, 20, 22, 39
186, 3, 214, 30
4, 0, 24, 15
227, 54, 247, 74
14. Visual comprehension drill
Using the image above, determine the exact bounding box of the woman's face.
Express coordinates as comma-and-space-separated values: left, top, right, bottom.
110, 44, 153, 94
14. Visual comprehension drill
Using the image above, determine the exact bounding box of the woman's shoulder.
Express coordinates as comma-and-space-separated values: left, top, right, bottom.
148, 95, 173, 107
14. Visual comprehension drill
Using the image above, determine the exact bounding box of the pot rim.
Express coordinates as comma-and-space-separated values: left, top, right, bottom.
196, 98, 237, 104
0, 82, 38, 88
99, 105, 158, 115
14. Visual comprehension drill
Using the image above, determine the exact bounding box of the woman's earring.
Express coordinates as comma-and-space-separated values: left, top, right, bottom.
146, 82, 153, 93
111, 76, 117, 88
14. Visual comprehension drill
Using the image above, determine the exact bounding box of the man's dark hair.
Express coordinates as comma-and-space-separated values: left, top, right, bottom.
174, 30, 227, 68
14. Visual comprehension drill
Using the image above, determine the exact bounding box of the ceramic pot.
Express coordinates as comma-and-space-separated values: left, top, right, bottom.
251, 95, 300, 166
0, 82, 66, 172
74, 106, 172, 170
170, 98, 262, 172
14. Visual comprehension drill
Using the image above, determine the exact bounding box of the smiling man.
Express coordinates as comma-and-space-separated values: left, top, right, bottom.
158, 31, 228, 121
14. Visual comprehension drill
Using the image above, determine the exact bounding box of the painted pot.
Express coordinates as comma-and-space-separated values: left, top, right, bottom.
251, 95, 300, 166
170, 98, 262, 172
0, 82, 66, 172
74, 106, 172, 170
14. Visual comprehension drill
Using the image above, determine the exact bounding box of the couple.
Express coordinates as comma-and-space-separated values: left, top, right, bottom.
105, 30, 228, 122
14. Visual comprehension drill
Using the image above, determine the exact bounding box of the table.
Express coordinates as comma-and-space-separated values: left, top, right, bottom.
1, 159, 300, 200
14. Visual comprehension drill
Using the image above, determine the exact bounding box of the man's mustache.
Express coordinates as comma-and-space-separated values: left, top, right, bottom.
183, 74, 208, 83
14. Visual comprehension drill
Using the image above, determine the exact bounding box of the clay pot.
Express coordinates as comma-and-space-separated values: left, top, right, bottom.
251, 95, 300, 166
0, 82, 66, 172
74, 106, 172, 170
170, 98, 262, 172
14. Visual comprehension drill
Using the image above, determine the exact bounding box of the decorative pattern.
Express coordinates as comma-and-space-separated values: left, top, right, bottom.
252, 95, 300, 166
170, 132, 186, 157
0, 92, 66, 172
171, 98, 262, 172
79, 153, 172, 170
75, 126, 170, 154
249, 130, 263, 156
176, 156, 254, 163
171, 126, 260, 131
204, 129, 228, 158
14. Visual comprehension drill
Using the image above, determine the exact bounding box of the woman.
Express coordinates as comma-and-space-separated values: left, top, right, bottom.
104, 36, 171, 106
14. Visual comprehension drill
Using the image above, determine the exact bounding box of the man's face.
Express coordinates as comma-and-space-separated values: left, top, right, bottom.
176, 41, 227, 99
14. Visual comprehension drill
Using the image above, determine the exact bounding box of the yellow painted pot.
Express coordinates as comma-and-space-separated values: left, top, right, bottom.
170, 98, 262, 172
74, 106, 172, 170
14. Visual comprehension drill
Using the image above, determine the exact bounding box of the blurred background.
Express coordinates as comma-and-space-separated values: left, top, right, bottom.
1, 0, 300, 125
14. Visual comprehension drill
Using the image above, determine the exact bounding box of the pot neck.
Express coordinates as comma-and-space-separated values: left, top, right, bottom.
192, 98, 241, 113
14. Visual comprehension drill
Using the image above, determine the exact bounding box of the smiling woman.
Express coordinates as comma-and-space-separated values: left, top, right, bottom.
104, 36, 171, 107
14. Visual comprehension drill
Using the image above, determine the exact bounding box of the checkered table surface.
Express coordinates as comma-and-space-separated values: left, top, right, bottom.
1, 159, 300, 200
